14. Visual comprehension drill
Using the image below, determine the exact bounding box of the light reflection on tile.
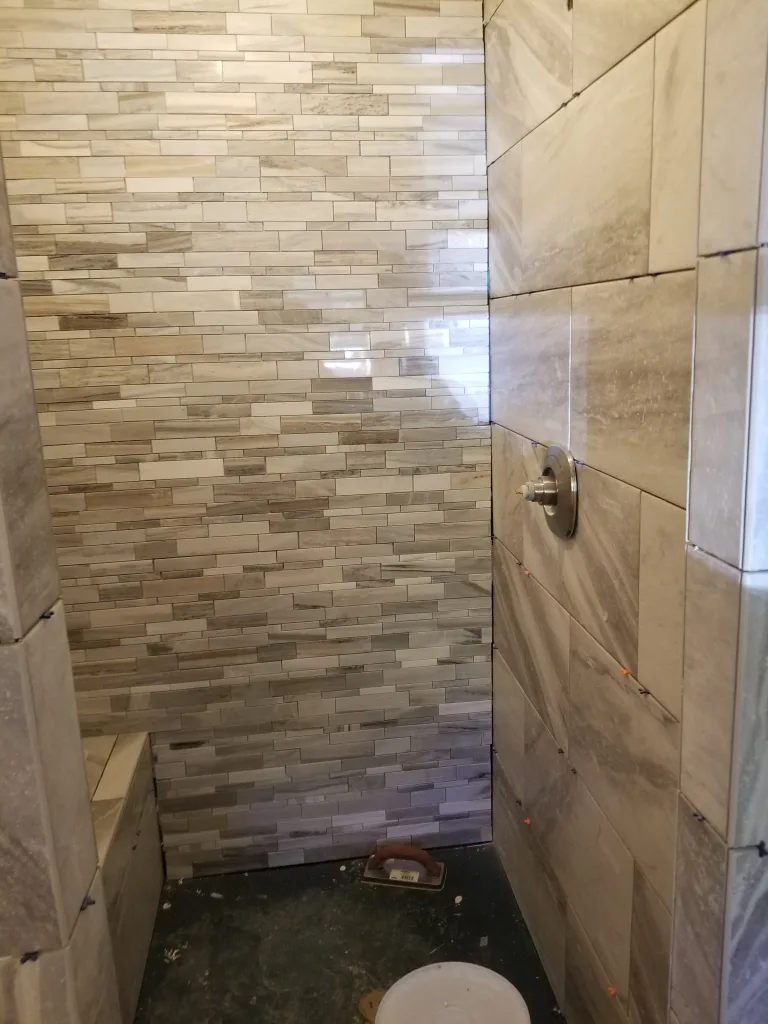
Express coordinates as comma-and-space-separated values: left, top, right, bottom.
491, 288, 570, 445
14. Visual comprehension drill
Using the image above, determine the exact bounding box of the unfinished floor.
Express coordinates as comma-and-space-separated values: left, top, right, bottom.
135, 844, 559, 1023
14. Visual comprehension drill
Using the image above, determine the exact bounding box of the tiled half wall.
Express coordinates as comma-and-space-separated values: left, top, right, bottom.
487, 1, 768, 1023
0, 0, 491, 877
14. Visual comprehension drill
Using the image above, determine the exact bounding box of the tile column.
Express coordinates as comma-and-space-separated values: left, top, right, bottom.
0, 144, 121, 1024
673, 3, 768, 1024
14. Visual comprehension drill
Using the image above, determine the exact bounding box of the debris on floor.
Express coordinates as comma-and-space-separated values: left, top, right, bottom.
454, 895, 463, 905
135, 845, 559, 1024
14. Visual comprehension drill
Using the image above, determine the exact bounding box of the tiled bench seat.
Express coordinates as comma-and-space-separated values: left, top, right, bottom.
82, 734, 163, 1022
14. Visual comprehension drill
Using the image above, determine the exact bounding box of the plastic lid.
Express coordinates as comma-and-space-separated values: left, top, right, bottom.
375, 962, 531, 1024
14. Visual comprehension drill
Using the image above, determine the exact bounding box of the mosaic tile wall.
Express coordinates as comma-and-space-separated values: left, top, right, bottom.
487, 1, 768, 1023
0, 0, 491, 877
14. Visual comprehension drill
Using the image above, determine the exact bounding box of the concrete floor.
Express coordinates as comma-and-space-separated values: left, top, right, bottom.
135, 844, 561, 1023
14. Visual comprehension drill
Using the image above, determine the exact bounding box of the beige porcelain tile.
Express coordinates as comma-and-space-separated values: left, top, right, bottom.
699, 0, 768, 253
649, 1, 705, 273
485, 0, 572, 164
573, 0, 695, 92
543, 766, 635, 1002
638, 493, 686, 719
560, 466, 641, 673
730, 571, 768, 847
82, 736, 118, 799
670, 795, 727, 1024
493, 539, 570, 752
689, 251, 757, 568
0, 947, 75, 1024
498, 43, 653, 295
0, 606, 97, 956
490, 423, 527, 561
488, 145, 522, 298
493, 758, 567, 1006
493, 649, 525, 792
25, 606, 98, 942
0, 149, 16, 277
504, 458, 640, 670
571, 271, 695, 506
565, 906, 630, 1024
111, 792, 163, 1022
570, 620, 680, 909
483, 0, 504, 22
93, 733, 150, 802
521, 692, 567, 825
721, 847, 768, 1024
68, 872, 122, 1024
0, 279, 60, 641
681, 546, 740, 840
491, 289, 570, 445
743, 249, 768, 572
629, 864, 672, 1024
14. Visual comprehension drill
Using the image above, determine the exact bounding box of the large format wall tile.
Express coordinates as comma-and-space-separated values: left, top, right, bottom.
493, 539, 570, 751
560, 466, 641, 673
0, 606, 97, 955
485, 0, 572, 163
2, 2, 491, 875
490, 289, 570, 444
743, 249, 768, 572
491, 423, 528, 561
0, 279, 59, 642
649, 1, 705, 272
721, 847, 768, 1024
0, 948, 74, 1024
565, 907, 631, 1024
489, 43, 653, 296
494, 759, 567, 1006
671, 797, 727, 1024
0, 154, 15, 277
573, 0, 694, 91
699, 0, 768, 253
730, 571, 768, 847
689, 251, 758, 568
543, 769, 634, 1002
638, 493, 686, 719
571, 271, 695, 506
493, 648, 525, 794
488, 146, 522, 298
569, 620, 680, 909
681, 547, 741, 839
495, 457, 641, 670
629, 864, 672, 1024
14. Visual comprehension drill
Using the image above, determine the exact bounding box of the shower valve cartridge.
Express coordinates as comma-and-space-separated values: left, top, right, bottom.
515, 444, 578, 539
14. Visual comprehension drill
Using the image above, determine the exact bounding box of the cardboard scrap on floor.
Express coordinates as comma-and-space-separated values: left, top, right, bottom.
358, 989, 386, 1022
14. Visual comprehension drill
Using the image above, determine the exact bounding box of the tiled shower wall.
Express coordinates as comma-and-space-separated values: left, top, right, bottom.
487, 1, 768, 1023
0, 0, 491, 877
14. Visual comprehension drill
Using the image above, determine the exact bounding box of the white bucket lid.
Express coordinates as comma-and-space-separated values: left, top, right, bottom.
375, 962, 531, 1024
